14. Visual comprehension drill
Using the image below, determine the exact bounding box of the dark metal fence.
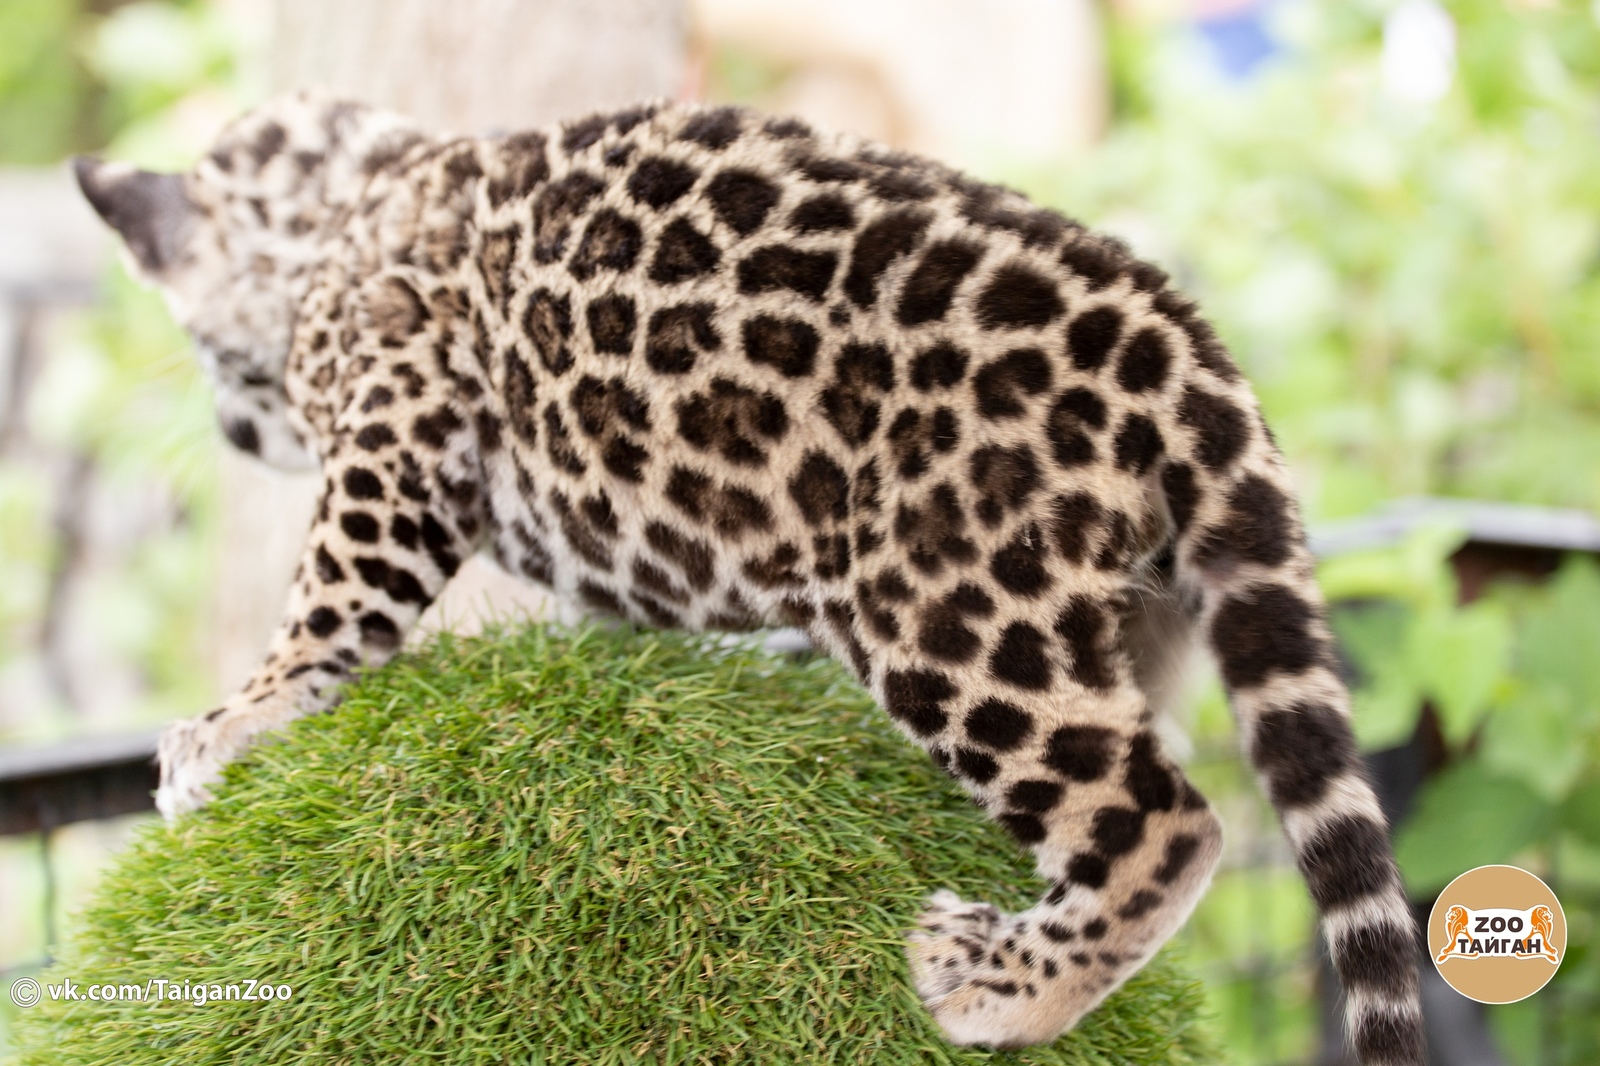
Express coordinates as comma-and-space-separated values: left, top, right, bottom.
0, 730, 158, 986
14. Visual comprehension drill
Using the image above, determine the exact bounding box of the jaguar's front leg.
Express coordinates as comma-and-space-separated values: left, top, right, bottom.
157, 436, 480, 818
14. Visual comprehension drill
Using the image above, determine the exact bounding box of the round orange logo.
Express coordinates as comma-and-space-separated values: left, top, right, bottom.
1429, 864, 1565, 1004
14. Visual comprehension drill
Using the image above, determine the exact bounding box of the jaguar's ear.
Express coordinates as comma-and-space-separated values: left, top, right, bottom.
72, 157, 197, 275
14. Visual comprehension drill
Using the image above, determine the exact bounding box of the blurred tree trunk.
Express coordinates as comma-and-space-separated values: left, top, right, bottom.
215, 0, 687, 691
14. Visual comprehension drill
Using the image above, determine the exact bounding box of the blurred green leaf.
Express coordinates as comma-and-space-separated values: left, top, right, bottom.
1413, 598, 1512, 744
1394, 760, 1552, 893
1333, 601, 1425, 749
1348, 681, 1425, 753
1482, 685, 1589, 803
1561, 778, 1600, 849
1510, 557, 1600, 724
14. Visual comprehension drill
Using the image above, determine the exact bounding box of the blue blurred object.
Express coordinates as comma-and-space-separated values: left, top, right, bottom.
1195, 1, 1279, 80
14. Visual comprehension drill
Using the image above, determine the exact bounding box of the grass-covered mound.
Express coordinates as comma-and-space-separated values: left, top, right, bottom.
9, 627, 1212, 1065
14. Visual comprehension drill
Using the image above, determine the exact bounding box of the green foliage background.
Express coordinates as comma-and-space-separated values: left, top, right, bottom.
1011, 2, 1600, 1060
0, 0, 240, 745
2, 0, 1599, 1062
1048, 0, 1600, 520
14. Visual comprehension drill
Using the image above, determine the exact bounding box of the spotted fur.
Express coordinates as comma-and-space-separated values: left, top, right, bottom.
75, 92, 1422, 1064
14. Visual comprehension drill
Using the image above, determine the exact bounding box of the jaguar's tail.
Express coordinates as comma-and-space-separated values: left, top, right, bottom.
1158, 342, 1425, 1065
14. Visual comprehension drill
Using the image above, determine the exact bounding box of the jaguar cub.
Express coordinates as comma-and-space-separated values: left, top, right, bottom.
76, 93, 1423, 1063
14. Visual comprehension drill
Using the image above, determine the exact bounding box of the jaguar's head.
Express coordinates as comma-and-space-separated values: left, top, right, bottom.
74, 91, 424, 469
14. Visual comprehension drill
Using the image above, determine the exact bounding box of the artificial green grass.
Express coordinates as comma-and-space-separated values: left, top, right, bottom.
8, 626, 1213, 1065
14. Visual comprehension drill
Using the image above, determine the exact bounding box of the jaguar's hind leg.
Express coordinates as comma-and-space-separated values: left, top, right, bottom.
884, 658, 1222, 1048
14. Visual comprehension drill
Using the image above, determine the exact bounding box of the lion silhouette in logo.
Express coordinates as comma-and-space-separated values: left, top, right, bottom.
1435, 905, 1470, 963
1529, 906, 1560, 963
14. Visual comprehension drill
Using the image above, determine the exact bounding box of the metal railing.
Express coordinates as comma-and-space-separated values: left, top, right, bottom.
0, 730, 159, 986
